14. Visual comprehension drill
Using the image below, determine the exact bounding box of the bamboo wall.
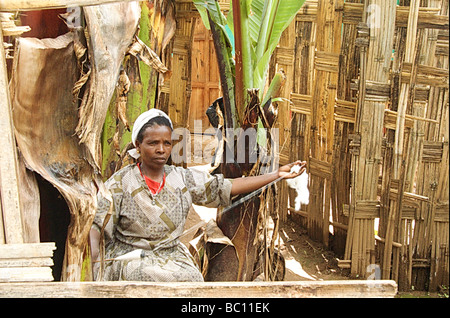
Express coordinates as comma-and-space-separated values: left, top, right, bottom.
273, 0, 448, 292
165, 0, 448, 292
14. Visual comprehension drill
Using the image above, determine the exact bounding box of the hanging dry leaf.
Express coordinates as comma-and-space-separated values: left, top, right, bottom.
76, 2, 141, 171
115, 69, 130, 131
127, 35, 168, 73
11, 32, 102, 282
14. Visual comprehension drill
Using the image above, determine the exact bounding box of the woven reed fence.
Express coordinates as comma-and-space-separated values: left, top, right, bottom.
271, 0, 448, 292
168, 0, 448, 292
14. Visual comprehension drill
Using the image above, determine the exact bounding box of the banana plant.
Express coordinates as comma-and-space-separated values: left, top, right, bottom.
194, 0, 304, 128
192, 0, 305, 281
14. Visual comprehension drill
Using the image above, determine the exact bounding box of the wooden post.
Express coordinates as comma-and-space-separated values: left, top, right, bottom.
0, 24, 24, 244
0, 193, 4, 243
0, 243, 56, 282
393, 0, 420, 176
383, 0, 420, 281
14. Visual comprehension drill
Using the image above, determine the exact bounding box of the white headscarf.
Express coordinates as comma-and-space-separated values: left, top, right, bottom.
128, 108, 173, 159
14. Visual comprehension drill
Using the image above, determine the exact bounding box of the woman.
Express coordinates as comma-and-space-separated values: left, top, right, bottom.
90, 109, 306, 282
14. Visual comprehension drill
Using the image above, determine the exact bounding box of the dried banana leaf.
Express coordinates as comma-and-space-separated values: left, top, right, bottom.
76, 2, 141, 170
127, 35, 168, 73
11, 2, 140, 281
189, 219, 239, 281
11, 32, 101, 281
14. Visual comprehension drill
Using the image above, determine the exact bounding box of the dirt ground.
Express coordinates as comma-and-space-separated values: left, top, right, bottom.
182, 205, 348, 282
276, 218, 348, 281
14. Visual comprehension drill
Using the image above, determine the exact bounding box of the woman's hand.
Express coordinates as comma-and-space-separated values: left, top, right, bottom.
278, 160, 307, 179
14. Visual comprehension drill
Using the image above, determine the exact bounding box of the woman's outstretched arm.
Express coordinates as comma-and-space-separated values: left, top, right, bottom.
230, 160, 306, 196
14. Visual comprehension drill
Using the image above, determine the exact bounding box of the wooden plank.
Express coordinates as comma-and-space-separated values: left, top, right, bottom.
0, 243, 55, 282
0, 267, 53, 282
0, 243, 56, 258
0, 0, 142, 11
160, 2, 194, 131
0, 25, 23, 244
0, 13, 30, 36
0, 257, 53, 268
0, 280, 398, 298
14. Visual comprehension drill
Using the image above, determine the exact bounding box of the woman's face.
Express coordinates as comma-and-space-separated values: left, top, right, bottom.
136, 124, 172, 171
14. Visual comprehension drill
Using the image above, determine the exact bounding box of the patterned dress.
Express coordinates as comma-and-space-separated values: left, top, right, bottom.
92, 163, 232, 282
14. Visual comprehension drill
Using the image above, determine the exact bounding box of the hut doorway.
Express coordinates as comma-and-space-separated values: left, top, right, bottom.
37, 175, 71, 281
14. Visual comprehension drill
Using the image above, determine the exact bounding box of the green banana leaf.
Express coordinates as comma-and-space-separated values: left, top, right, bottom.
193, 0, 305, 115
249, 0, 305, 99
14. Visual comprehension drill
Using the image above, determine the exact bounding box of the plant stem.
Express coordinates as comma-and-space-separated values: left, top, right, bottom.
208, 11, 236, 130
232, 0, 244, 125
